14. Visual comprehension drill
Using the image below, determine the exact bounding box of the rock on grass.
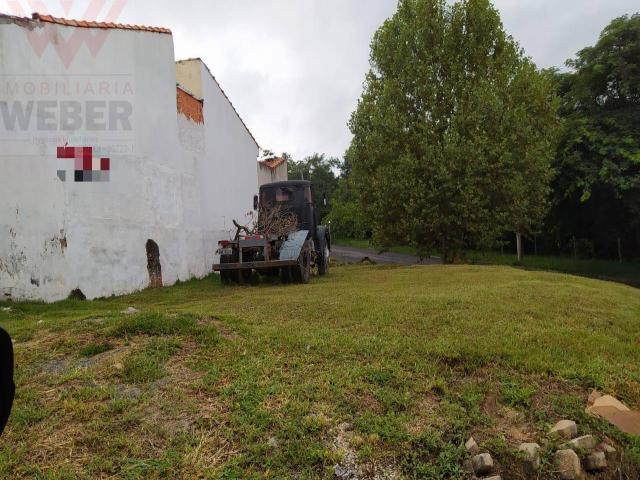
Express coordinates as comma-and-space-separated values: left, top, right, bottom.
518, 442, 541, 470
471, 453, 493, 475
555, 449, 582, 480
550, 419, 578, 439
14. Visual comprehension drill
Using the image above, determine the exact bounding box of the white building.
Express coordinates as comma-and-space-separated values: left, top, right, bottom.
257, 156, 288, 186
0, 13, 259, 301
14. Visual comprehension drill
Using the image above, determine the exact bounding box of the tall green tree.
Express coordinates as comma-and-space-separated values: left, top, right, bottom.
551, 14, 640, 261
348, 0, 559, 262
325, 164, 370, 240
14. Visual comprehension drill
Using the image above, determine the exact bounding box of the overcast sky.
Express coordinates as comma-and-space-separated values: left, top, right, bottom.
7, 0, 638, 160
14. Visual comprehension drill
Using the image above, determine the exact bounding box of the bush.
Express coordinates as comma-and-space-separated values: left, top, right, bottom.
324, 199, 369, 240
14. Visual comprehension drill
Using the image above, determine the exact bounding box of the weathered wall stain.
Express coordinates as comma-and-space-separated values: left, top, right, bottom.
0, 227, 27, 278
42, 230, 68, 259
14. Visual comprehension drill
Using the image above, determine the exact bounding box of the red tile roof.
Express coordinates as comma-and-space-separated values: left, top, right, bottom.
31, 12, 171, 34
259, 157, 286, 169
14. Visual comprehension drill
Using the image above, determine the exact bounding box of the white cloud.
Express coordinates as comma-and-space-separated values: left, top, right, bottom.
9, 0, 638, 159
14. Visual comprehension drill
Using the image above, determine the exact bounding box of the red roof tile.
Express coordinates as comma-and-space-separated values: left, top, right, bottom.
260, 157, 286, 169
31, 12, 172, 34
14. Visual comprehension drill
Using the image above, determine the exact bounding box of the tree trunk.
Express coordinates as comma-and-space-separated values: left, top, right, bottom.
617, 237, 623, 264
516, 232, 523, 263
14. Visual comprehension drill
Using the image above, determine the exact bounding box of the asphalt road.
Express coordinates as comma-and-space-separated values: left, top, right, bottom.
331, 245, 442, 266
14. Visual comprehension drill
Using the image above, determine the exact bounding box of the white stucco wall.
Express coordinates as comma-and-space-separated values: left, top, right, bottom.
0, 17, 259, 302
177, 59, 260, 270
258, 161, 288, 186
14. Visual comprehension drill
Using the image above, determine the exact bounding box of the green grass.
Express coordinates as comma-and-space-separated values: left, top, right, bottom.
1, 265, 639, 478
334, 238, 640, 286
466, 250, 640, 287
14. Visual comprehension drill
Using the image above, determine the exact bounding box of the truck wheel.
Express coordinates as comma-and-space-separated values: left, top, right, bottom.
280, 267, 292, 284
293, 248, 311, 284
318, 242, 330, 276
220, 254, 234, 284
241, 269, 253, 284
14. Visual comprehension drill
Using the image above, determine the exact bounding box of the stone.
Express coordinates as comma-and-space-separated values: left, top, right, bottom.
465, 436, 480, 455
587, 390, 603, 407
584, 451, 607, 472
122, 306, 139, 315
483, 477, 502, 480
471, 453, 493, 476
267, 436, 279, 448
555, 449, 582, 480
599, 443, 618, 463
113, 362, 124, 371
518, 442, 541, 470
566, 434, 597, 451
589, 395, 630, 412
587, 394, 640, 436
550, 419, 578, 439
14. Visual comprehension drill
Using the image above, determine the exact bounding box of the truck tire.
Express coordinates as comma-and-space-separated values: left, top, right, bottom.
280, 266, 292, 284
220, 253, 239, 284
317, 239, 329, 276
240, 269, 253, 284
316, 226, 330, 276
292, 246, 311, 284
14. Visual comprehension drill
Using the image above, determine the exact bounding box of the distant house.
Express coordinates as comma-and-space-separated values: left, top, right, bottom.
0, 13, 259, 301
257, 157, 288, 186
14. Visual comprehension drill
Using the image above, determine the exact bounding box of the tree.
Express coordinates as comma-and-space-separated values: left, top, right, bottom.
347, 0, 559, 262
325, 166, 370, 240
550, 14, 640, 261
287, 154, 341, 221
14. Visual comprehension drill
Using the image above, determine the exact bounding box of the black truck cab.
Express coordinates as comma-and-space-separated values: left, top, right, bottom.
259, 180, 318, 242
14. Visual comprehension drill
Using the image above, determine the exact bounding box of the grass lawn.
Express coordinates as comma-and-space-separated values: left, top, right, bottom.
334, 238, 640, 287
1, 265, 640, 479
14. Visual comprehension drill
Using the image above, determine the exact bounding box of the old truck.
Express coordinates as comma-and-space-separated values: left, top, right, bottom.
212, 180, 331, 284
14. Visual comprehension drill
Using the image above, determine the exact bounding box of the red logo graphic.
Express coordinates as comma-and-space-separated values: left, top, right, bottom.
57, 146, 110, 182
7, 0, 127, 68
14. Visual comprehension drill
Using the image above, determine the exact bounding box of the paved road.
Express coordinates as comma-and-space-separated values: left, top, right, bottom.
331, 245, 442, 266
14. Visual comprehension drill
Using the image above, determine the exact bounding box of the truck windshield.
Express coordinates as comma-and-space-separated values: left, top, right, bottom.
275, 188, 294, 202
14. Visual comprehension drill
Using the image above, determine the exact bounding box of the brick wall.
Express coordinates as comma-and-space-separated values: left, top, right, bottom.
176, 86, 204, 124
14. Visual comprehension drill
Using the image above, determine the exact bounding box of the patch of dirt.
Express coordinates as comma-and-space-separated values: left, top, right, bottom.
199, 316, 239, 340
114, 384, 142, 400
261, 392, 290, 412
331, 422, 401, 480
40, 357, 71, 375
482, 393, 499, 417
360, 391, 381, 412
407, 394, 441, 434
